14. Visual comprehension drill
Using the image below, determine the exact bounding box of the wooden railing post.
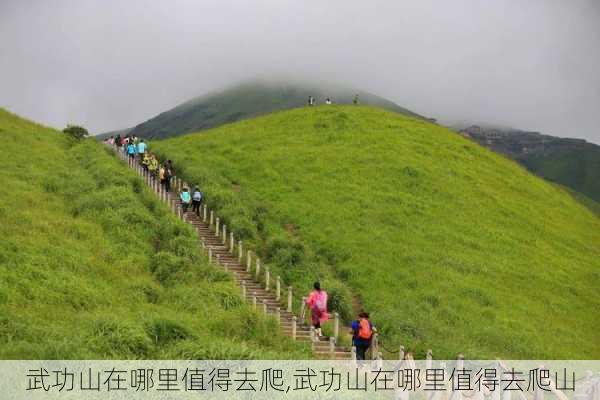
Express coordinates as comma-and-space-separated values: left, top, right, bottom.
372, 333, 379, 360
208, 247, 212, 264
238, 241, 243, 262
252, 292, 257, 309
255, 258, 261, 280
399, 345, 405, 360
215, 217, 220, 237
426, 349, 432, 369
287, 286, 293, 313
292, 316, 297, 340
203, 205, 207, 222
329, 337, 336, 356
222, 224, 227, 244
334, 312, 339, 341
300, 297, 306, 325
246, 251, 252, 272
310, 326, 316, 343
265, 267, 270, 290
262, 300, 268, 315
229, 232, 234, 253
276, 276, 281, 301
275, 307, 280, 325
209, 210, 214, 226
241, 281, 246, 299
351, 346, 357, 361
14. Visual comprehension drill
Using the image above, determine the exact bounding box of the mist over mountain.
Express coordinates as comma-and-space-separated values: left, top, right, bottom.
101, 80, 425, 139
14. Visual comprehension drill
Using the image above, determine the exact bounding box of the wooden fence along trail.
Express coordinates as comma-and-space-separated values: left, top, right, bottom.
112, 145, 358, 359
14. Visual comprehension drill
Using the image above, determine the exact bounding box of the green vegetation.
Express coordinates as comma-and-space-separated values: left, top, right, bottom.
63, 124, 89, 140
521, 143, 600, 203
153, 105, 600, 359
0, 109, 309, 359
100, 80, 423, 140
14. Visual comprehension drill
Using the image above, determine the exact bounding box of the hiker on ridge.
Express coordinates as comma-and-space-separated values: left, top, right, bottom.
353, 94, 359, 105
351, 312, 374, 361
192, 187, 203, 216
164, 160, 173, 192
305, 282, 329, 338
148, 154, 158, 177
159, 164, 166, 189
180, 187, 191, 212
137, 139, 147, 162
141, 152, 150, 171
325, 98, 332, 105
126, 141, 136, 166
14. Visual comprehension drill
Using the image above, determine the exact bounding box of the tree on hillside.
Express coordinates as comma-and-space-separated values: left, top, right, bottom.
63, 125, 89, 140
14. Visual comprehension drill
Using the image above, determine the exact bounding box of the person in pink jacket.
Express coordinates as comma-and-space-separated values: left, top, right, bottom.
305, 282, 329, 337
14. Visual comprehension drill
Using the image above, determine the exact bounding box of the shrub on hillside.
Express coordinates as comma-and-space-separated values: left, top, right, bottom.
63, 125, 89, 140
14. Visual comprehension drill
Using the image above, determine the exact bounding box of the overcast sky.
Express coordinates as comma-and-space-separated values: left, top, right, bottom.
1, 0, 599, 143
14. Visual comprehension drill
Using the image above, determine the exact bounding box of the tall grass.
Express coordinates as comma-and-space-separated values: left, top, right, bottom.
152, 105, 600, 359
0, 109, 310, 359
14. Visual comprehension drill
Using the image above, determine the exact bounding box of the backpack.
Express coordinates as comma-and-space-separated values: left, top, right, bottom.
357, 318, 372, 340
193, 191, 202, 201
315, 292, 327, 312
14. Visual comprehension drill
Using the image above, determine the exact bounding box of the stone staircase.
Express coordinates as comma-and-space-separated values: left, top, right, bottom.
114, 146, 353, 359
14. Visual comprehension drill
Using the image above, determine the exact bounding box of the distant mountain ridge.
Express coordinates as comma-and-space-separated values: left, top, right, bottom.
99, 80, 424, 140
459, 125, 600, 202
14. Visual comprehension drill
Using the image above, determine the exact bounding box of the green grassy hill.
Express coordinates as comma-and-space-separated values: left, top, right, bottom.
0, 109, 309, 359
101, 80, 423, 140
152, 105, 600, 359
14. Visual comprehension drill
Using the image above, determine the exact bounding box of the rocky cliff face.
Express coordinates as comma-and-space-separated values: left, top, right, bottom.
458, 125, 600, 203
459, 126, 589, 159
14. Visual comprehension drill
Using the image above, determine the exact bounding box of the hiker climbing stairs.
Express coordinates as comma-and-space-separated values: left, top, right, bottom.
111, 145, 358, 360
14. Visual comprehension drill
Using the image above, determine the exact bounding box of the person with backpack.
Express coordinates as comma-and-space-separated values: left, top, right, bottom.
351, 312, 374, 360
180, 187, 191, 212
192, 187, 203, 216
126, 141, 136, 166
305, 282, 329, 338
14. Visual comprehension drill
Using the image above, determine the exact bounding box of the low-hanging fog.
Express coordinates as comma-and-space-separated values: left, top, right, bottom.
1, 0, 599, 142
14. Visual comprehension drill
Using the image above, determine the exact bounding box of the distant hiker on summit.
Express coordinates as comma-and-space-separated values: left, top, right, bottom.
305, 282, 329, 338
351, 312, 374, 361
325, 98, 332, 105
353, 94, 359, 105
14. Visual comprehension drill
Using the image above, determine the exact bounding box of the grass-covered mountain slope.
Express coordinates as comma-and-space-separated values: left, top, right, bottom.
0, 109, 309, 359
152, 105, 600, 359
104, 80, 423, 140
460, 125, 600, 203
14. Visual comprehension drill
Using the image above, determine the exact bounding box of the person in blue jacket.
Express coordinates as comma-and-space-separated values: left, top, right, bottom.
126, 141, 136, 166
180, 187, 191, 212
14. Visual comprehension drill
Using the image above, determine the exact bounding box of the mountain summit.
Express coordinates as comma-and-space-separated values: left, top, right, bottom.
117, 80, 423, 139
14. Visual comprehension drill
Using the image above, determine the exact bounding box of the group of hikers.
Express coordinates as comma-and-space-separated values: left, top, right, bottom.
307, 94, 359, 106
104, 134, 204, 214
305, 282, 375, 360
105, 134, 373, 360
